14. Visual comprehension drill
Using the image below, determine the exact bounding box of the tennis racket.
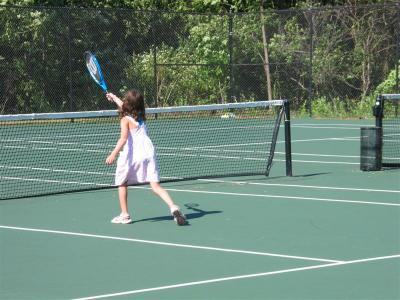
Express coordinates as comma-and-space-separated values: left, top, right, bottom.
84, 51, 108, 92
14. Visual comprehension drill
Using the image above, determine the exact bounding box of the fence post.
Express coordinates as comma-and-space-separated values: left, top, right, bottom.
228, 11, 234, 103
152, 11, 158, 108
67, 7, 73, 111
396, 6, 400, 92
307, 10, 314, 117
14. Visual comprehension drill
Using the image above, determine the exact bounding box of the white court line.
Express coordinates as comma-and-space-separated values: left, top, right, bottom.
167, 125, 268, 133
277, 136, 359, 144
0, 153, 361, 171
130, 187, 400, 207
0, 176, 111, 186
1, 139, 114, 148
291, 125, 361, 130
2, 170, 399, 194
2, 145, 109, 153
274, 158, 359, 165
3, 135, 360, 154
291, 123, 368, 127
0, 165, 115, 176
198, 179, 400, 194
2, 136, 360, 155
161, 136, 360, 150
1, 177, 398, 206
0, 225, 340, 264
280, 152, 398, 161
8, 132, 114, 140
275, 151, 359, 158
72, 254, 400, 300
0, 125, 269, 143
158, 147, 359, 159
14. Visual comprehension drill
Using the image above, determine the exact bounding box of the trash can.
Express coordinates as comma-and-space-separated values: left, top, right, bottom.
360, 127, 382, 171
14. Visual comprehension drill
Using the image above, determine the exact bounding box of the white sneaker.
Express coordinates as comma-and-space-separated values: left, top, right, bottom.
171, 208, 187, 226
111, 214, 133, 224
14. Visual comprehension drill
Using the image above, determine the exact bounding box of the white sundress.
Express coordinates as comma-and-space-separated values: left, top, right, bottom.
115, 116, 160, 186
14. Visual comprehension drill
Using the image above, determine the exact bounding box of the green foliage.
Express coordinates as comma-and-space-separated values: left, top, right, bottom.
0, 3, 398, 116
120, 14, 231, 107
297, 60, 399, 119
374, 63, 400, 95
0, 0, 334, 12
298, 96, 375, 119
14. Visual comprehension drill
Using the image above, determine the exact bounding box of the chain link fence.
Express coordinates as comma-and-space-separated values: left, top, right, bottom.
0, 4, 399, 116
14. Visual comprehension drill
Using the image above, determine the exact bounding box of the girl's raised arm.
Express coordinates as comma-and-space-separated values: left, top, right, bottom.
106, 93, 123, 108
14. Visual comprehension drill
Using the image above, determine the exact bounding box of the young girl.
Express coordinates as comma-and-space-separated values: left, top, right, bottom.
105, 90, 187, 226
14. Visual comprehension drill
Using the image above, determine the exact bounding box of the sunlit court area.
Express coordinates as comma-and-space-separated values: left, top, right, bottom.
1, 1, 399, 300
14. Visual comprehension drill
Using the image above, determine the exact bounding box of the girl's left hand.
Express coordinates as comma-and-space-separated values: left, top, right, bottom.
106, 154, 116, 165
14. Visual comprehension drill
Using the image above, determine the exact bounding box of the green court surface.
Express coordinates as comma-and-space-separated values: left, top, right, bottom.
1, 118, 399, 299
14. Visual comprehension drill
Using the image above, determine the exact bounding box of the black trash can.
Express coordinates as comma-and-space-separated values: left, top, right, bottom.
360, 127, 382, 171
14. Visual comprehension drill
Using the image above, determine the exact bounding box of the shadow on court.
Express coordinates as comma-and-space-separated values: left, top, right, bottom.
132, 203, 222, 225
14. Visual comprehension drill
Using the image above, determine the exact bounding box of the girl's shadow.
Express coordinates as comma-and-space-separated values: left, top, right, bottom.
133, 203, 222, 225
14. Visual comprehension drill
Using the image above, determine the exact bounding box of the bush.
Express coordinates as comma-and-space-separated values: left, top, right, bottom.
297, 96, 375, 119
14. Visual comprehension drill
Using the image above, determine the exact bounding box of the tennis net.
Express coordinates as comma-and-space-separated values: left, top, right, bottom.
373, 94, 400, 168
0, 100, 292, 200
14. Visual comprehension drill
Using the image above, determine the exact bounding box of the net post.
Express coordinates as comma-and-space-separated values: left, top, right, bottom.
284, 100, 293, 176
373, 95, 384, 168
265, 104, 284, 177
373, 94, 384, 128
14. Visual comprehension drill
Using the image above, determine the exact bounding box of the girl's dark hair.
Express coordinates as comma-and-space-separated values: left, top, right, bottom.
119, 89, 146, 121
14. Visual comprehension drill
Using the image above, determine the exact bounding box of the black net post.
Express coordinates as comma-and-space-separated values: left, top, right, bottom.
364, 95, 383, 171
265, 100, 292, 176
360, 127, 382, 171
373, 94, 384, 128
284, 100, 292, 176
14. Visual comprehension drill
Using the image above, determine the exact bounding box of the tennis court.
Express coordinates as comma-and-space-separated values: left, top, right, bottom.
1, 117, 399, 300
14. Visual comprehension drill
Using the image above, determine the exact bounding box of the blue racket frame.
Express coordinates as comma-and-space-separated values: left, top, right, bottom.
84, 51, 108, 92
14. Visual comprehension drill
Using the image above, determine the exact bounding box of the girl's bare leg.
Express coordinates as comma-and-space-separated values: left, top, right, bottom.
150, 181, 187, 225
149, 181, 175, 209
110, 184, 132, 224
118, 184, 129, 215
